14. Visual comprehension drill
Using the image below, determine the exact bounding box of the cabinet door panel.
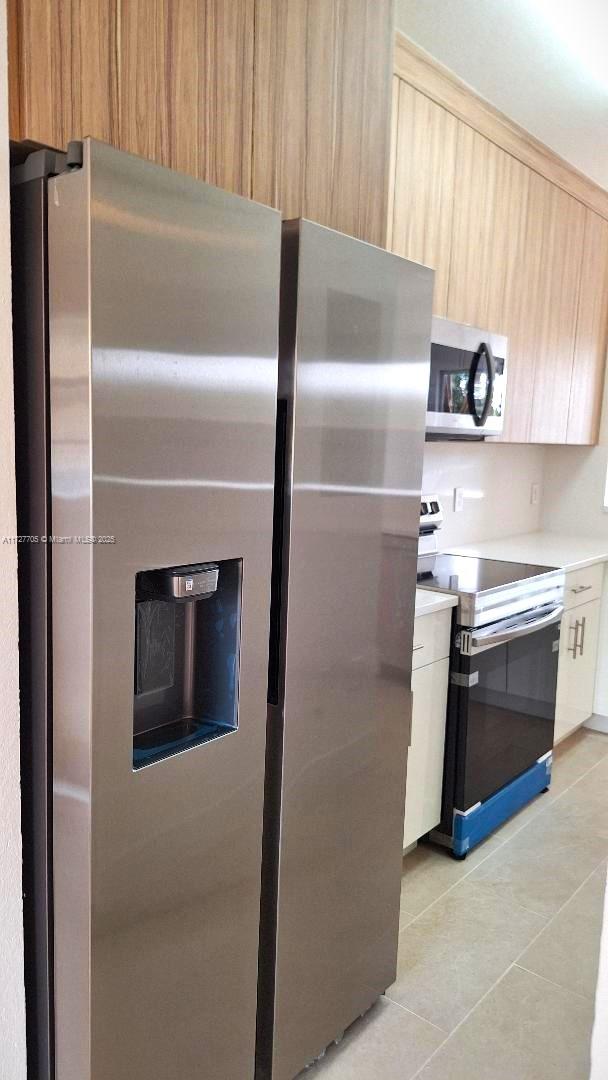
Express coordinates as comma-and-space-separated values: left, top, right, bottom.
555, 599, 600, 744
447, 125, 530, 336
389, 81, 457, 315
567, 210, 608, 444
528, 181, 585, 443
11, 0, 255, 197
403, 658, 449, 850
253, 0, 393, 245
446, 127, 531, 445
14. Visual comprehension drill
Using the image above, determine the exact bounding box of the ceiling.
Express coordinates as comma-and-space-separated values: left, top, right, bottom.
395, 0, 608, 191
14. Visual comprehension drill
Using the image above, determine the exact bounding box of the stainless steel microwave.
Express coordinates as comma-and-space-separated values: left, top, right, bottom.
426, 317, 508, 438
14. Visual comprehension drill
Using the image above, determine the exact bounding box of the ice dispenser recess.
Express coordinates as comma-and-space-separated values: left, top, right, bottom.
133, 560, 242, 769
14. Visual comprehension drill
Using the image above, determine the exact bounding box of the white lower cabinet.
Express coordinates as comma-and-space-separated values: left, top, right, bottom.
403, 603, 452, 850
554, 598, 601, 744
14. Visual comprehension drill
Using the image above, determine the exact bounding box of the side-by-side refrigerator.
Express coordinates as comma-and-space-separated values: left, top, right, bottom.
12, 139, 280, 1080
257, 220, 433, 1079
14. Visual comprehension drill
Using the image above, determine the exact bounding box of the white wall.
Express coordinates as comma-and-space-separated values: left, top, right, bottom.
422, 440, 545, 548
0, 1, 27, 1076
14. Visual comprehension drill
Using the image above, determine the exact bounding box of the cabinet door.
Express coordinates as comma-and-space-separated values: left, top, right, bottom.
403, 658, 449, 850
555, 599, 601, 744
447, 125, 530, 336
253, 0, 394, 245
388, 80, 457, 316
567, 209, 608, 444
527, 180, 586, 443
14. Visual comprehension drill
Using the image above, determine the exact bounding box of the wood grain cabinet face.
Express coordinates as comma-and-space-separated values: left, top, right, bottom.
9, 0, 256, 197
567, 210, 608, 444
528, 181, 586, 444
447, 125, 530, 336
388, 80, 457, 315
10, 0, 393, 242
252, 0, 394, 246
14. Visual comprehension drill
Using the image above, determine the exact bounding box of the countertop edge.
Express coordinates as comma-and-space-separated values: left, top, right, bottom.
444, 532, 608, 574
415, 588, 459, 617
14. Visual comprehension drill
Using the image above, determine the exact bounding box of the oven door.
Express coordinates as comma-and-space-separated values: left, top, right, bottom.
450, 604, 563, 812
426, 317, 507, 438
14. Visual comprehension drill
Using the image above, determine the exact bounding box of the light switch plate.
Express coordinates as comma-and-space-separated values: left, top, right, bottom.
453, 487, 464, 512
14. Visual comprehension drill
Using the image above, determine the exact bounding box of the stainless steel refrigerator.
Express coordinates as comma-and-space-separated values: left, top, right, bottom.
12, 138, 281, 1080
257, 220, 433, 1079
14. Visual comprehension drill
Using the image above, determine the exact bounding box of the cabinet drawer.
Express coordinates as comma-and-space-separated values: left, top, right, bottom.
563, 563, 604, 610
412, 608, 452, 670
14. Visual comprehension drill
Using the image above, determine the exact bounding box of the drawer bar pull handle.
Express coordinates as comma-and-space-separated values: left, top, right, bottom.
413, 644, 424, 651
571, 584, 593, 594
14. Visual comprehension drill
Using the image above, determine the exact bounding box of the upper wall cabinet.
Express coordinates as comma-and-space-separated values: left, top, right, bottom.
388, 80, 457, 314
9, 0, 256, 197
446, 125, 530, 336
568, 210, 608, 444
389, 35, 608, 446
252, 0, 394, 246
8, 0, 394, 246
527, 180, 585, 444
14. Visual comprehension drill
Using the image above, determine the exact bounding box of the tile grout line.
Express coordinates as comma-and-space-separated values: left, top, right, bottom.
404, 854, 608, 1079
513, 962, 596, 1005
384, 997, 448, 1035
401, 741, 608, 928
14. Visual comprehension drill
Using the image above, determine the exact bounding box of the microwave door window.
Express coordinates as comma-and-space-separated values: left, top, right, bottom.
441, 369, 469, 414
428, 344, 473, 415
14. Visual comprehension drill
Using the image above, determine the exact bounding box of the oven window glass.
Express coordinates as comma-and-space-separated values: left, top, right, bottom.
457, 621, 559, 809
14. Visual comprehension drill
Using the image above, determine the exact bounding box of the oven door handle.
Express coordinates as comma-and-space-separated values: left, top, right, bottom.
470, 604, 564, 650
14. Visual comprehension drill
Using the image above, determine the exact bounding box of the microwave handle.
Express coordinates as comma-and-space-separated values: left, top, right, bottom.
467, 341, 495, 427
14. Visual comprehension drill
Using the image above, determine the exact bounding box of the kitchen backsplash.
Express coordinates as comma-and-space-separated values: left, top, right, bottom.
422, 440, 545, 548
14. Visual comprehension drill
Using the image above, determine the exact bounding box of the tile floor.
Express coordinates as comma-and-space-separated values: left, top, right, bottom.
303, 727, 608, 1079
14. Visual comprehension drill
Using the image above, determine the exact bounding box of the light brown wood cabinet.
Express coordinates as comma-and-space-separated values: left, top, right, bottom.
568, 210, 608, 444
388, 80, 457, 315
8, 0, 393, 246
527, 180, 586, 443
252, 0, 393, 246
388, 41, 608, 447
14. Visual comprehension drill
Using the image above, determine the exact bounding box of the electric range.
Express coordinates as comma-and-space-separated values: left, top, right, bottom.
416, 518, 565, 859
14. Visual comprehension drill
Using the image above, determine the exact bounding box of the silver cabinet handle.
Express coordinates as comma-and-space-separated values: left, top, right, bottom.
571, 584, 592, 595
413, 644, 424, 651
578, 615, 586, 657
568, 619, 580, 659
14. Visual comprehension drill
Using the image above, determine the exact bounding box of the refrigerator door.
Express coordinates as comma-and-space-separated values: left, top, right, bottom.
259, 220, 433, 1079
47, 140, 280, 1080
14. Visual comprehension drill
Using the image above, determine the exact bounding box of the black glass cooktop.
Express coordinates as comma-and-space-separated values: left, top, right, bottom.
418, 554, 559, 596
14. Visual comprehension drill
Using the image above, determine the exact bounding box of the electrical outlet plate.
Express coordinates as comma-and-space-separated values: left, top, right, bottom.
453, 487, 464, 512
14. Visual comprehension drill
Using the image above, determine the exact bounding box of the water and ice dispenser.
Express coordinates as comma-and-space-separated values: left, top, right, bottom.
133, 560, 242, 769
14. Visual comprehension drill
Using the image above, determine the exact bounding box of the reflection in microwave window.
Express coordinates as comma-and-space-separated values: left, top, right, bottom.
439, 366, 505, 417
440, 370, 469, 414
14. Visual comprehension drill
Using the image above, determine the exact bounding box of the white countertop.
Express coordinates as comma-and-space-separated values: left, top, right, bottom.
415, 587, 458, 617
445, 531, 608, 573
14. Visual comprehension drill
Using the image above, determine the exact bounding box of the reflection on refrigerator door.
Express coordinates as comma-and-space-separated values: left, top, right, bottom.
12, 138, 280, 1080
256, 219, 433, 1080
